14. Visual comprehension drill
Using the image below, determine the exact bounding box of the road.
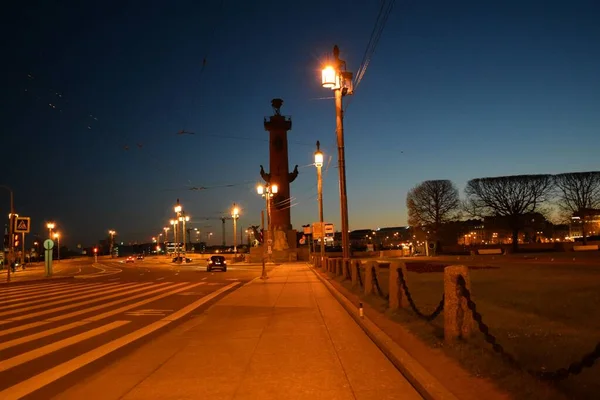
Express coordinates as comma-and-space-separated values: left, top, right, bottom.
0, 256, 274, 399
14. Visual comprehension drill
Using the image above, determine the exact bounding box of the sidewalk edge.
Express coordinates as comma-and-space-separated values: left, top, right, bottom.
308, 264, 459, 400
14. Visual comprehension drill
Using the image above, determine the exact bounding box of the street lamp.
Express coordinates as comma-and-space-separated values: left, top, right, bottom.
321, 45, 353, 261
1, 185, 15, 282
257, 183, 278, 278
53, 232, 60, 262
314, 141, 325, 265
231, 203, 240, 253
174, 199, 182, 260
108, 230, 116, 258
170, 219, 177, 256
179, 213, 190, 253
47, 222, 55, 239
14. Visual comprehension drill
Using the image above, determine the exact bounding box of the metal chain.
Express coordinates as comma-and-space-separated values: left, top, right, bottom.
356, 264, 363, 288
397, 268, 444, 321
371, 266, 387, 299
456, 275, 600, 381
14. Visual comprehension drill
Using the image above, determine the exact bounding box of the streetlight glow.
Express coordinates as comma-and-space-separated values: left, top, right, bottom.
314, 141, 324, 167
321, 66, 338, 89
256, 184, 264, 195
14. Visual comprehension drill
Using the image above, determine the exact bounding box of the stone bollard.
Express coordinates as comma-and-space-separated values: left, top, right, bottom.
335, 258, 342, 276
363, 261, 376, 295
388, 261, 409, 310
444, 265, 473, 342
342, 259, 351, 280
351, 260, 360, 287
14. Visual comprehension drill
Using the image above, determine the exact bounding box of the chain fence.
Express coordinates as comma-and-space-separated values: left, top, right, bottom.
371, 266, 388, 299
456, 275, 600, 381
397, 268, 444, 321
356, 263, 363, 288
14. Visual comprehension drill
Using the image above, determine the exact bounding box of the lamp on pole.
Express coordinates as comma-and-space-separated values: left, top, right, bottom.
257, 182, 278, 278
53, 232, 60, 262
163, 226, 169, 254
174, 199, 182, 261
47, 222, 55, 240
1, 185, 15, 282
180, 212, 189, 253
231, 203, 240, 253
108, 230, 116, 258
170, 219, 177, 256
314, 141, 325, 264
321, 45, 353, 261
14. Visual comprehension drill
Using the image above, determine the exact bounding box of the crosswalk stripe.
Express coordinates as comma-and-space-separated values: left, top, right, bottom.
0, 282, 205, 351
0, 282, 125, 309
0, 282, 75, 296
0, 282, 105, 304
0, 321, 48, 337
0, 320, 130, 373
3, 282, 162, 322
0, 282, 151, 319
0, 282, 240, 399
0, 320, 89, 351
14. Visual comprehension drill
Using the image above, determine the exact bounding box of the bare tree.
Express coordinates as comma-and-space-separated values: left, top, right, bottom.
464, 174, 553, 251
554, 172, 600, 244
406, 180, 460, 240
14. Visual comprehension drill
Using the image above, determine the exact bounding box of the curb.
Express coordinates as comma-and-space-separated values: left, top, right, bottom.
0, 275, 75, 286
309, 265, 459, 400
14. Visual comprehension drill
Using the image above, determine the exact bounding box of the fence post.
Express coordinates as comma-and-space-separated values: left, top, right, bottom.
364, 261, 375, 295
334, 258, 341, 276
444, 265, 473, 342
389, 261, 409, 309
343, 259, 351, 280
351, 260, 360, 287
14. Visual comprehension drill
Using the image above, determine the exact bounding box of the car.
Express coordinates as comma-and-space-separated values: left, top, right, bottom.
136, 254, 144, 260
207, 255, 227, 272
172, 256, 192, 263
126, 256, 135, 263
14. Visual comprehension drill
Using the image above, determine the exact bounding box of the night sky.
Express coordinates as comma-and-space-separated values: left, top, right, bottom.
2, 0, 599, 248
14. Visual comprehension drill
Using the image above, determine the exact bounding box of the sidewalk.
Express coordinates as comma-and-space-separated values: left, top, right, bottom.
58, 263, 425, 400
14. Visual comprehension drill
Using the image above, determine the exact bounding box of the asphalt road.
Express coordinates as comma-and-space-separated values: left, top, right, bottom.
0, 256, 275, 399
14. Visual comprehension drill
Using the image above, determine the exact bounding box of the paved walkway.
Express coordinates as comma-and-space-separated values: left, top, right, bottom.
58, 263, 423, 400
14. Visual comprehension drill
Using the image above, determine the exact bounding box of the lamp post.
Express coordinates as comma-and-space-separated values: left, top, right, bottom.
231, 203, 240, 253
1, 185, 15, 282
170, 219, 177, 256
321, 45, 353, 261
314, 141, 325, 265
180, 213, 189, 253
53, 232, 60, 262
108, 230, 116, 258
47, 222, 55, 240
257, 183, 278, 278
174, 199, 182, 260
163, 226, 170, 255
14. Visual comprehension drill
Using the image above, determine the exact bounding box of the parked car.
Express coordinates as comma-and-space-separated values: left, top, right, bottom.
207, 255, 227, 272
126, 256, 135, 263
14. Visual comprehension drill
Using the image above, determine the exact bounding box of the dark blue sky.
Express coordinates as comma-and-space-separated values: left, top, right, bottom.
2, 0, 599, 247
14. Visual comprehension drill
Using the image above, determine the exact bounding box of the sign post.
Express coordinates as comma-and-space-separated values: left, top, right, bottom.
14, 217, 31, 267
43, 239, 54, 277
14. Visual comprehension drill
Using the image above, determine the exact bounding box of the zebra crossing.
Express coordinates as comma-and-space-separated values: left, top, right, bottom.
0, 279, 240, 399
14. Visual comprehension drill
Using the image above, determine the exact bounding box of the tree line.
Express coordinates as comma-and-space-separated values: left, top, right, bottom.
406, 172, 600, 250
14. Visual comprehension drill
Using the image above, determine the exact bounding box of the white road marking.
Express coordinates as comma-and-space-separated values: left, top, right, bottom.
156, 277, 165, 281
125, 309, 173, 316
0, 282, 105, 304
0, 282, 241, 399
0, 320, 130, 373
0, 320, 89, 351
0, 282, 74, 297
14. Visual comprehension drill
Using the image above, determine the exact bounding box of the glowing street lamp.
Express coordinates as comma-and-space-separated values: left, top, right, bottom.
179, 213, 190, 252
314, 141, 325, 264
47, 222, 55, 239
108, 230, 116, 258
53, 232, 60, 262
231, 203, 240, 253
257, 183, 278, 277
321, 45, 353, 261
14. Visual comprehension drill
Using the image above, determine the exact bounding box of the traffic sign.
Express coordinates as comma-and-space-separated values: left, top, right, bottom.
14, 217, 31, 233
44, 239, 54, 250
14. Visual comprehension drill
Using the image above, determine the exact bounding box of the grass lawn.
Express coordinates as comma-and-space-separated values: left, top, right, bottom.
333, 258, 600, 400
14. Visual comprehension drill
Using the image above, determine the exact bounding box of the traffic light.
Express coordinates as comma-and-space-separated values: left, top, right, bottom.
93, 248, 98, 253
13, 234, 20, 248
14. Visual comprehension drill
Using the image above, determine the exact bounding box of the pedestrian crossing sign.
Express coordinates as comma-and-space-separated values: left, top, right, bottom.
14, 217, 31, 233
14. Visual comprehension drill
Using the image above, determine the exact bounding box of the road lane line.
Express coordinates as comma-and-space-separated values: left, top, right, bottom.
0, 282, 150, 318
155, 277, 165, 281
3, 282, 161, 321
0, 282, 240, 399
1, 282, 123, 308
0, 282, 197, 337
0, 321, 89, 351
0, 320, 130, 372
0, 282, 75, 296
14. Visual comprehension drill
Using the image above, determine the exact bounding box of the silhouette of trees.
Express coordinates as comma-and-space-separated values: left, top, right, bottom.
406, 180, 460, 242
554, 172, 600, 244
464, 175, 553, 251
